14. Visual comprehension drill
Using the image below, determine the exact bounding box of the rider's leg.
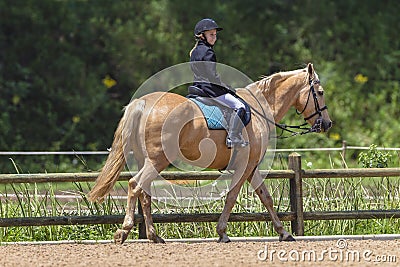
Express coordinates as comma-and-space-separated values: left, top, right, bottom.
214, 93, 248, 148
226, 108, 248, 148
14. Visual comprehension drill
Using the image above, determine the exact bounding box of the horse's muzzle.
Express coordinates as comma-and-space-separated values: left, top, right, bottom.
311, 118, 332, 133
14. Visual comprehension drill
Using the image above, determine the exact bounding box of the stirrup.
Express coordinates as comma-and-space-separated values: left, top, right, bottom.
226, 136, 249, 149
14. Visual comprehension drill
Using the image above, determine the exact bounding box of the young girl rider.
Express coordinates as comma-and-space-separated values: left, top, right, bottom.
189, 18, 248, 148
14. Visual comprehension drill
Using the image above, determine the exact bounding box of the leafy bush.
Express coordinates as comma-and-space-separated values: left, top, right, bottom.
358, 144, 392, 168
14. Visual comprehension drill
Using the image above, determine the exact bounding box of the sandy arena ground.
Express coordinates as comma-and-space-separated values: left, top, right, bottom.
0, 236, 399, 266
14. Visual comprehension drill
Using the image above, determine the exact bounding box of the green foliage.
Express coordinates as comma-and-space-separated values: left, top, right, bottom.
358, 144, 392, 168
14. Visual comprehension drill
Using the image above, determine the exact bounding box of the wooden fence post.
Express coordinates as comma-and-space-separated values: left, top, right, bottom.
288, 152, 304, 236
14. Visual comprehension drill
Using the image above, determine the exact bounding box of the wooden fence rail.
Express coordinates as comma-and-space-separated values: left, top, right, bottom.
1, 153, 400, 238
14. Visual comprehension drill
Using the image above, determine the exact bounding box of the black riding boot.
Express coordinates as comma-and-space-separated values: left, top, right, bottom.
226, 108, 249, 149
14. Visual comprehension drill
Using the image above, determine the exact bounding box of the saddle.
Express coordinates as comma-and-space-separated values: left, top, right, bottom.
187, 86, 251, 130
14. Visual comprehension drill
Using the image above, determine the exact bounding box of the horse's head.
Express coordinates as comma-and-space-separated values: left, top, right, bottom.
295, 63, 332, 133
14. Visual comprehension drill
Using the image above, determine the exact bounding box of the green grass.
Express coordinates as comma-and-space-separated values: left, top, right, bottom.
1, 174, 399, 242
151, 176, 400, 239
0, 182, 127, 242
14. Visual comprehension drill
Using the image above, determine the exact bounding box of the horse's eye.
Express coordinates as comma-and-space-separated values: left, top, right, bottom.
313, 80, 320, 85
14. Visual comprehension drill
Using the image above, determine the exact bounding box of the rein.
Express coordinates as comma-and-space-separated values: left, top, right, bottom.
244, 76, 328, 138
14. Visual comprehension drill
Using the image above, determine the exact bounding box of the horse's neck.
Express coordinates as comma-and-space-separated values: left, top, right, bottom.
248, 71, 306, 122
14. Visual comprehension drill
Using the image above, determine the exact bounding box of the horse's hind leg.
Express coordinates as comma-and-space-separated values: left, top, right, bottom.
136, 155, 172, 243
138, 192, 165, 243
248, 168, 295, 241
114, 159, 166, 244
113, 172, 141, 244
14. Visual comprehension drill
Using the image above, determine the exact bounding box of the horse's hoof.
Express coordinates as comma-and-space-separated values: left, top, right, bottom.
114, 229, 129, 244
153, 236, 165, 244
217, 235, 231, 243
279, 234, 296, 242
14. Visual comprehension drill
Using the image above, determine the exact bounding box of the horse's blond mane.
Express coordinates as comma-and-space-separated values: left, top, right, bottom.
253, 68, 310, 92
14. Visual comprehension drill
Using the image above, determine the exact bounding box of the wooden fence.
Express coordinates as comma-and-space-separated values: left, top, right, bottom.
1, 153, 400, 238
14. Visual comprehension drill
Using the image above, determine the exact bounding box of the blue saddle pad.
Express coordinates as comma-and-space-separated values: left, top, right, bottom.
190, 98, 228, 130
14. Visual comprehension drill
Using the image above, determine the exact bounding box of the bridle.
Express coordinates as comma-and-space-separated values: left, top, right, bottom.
245, 74, 328, 138
296, 78, 327, 122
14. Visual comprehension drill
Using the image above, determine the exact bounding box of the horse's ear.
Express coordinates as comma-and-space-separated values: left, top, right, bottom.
307, 63, 314, 75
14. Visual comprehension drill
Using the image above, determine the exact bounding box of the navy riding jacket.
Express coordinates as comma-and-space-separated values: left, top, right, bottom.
189, 40, 229, 97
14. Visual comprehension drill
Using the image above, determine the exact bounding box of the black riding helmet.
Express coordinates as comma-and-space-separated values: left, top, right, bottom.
194, 18, 223, 36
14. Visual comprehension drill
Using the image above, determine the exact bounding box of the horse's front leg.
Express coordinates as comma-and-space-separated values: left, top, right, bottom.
216, 182, 243, 243
138, 192, 165, 243
114, 177, 140, 244
249, 168, 295, 241
216, 164, 253, 243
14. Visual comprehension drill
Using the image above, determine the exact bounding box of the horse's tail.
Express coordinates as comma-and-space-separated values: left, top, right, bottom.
88, 99, 146, 202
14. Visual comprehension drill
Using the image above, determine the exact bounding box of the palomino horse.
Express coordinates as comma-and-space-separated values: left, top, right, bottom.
88, 63, 332, 244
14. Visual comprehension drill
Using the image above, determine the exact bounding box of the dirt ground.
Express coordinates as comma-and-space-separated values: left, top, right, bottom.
0, 238, 399, 267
